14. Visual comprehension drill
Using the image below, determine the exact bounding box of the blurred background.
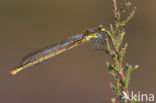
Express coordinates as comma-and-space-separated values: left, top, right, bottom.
0, 0, 155, 103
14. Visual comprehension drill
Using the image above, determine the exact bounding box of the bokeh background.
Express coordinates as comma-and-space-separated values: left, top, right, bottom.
0, 0, 155, 103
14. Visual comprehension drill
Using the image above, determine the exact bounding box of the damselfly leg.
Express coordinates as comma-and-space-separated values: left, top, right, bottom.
91, 32, 105, 51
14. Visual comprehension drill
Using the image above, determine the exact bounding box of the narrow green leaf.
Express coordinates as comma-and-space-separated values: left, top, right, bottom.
125, 65, 139, 86
114, 58, 120, 71
121, 7, 136, 26
117, 31, 126, 48
106, 31, 116, 46
106, 37, 111, 51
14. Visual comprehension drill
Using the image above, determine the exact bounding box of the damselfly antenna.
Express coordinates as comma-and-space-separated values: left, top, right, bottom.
10, 26, 106, 75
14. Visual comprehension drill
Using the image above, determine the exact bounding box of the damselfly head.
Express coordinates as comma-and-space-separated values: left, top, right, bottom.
98, 25, 105, 32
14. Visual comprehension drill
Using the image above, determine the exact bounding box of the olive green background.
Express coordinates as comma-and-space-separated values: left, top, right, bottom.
0, 0, 155, 103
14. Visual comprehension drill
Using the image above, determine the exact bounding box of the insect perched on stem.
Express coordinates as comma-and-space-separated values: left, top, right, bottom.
10, 26, 106, 75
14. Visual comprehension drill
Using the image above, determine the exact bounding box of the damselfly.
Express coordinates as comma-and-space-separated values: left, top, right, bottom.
10, 26, 106, 75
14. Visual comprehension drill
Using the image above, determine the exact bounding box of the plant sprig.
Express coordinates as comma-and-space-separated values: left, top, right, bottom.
103, 0, 139, 103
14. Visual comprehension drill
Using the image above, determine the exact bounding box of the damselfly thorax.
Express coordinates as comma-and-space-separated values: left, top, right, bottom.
10, 26, 106, 75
